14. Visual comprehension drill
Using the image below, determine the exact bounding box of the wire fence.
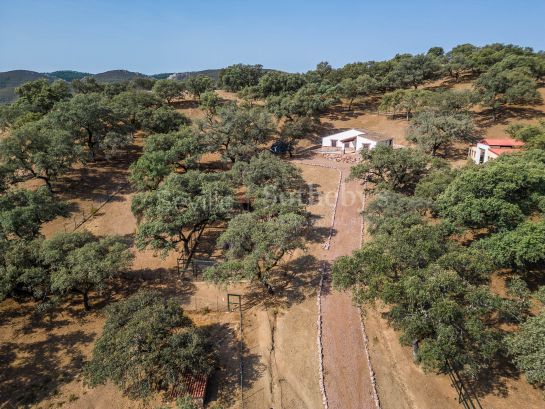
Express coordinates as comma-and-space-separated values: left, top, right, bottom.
62, 183, 128, 232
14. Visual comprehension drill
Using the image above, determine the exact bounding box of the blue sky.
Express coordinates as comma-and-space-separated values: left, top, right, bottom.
1, 0, 544, 74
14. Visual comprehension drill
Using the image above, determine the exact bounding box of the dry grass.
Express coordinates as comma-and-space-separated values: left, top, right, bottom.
2, 80, 545, 409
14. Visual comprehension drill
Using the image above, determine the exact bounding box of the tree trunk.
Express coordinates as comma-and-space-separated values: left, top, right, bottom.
182, 225, 207, 269
87, 130, 96, 161
261, 277, 274, 295
36, 175, 53, 192
412, 339, 420, 362
182, 239, 191, 268
256, 271, 274, 294
82, 291, 91, 311
43, 178, 53, 192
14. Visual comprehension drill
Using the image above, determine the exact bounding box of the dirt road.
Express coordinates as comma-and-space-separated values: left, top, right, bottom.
294, 156, 378, 409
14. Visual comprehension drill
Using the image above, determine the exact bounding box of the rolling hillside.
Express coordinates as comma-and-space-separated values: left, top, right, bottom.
0, 69, 148, 102
168, 68, 222, 81
0, 68, 222, 103
0, 67, 275, 102
0, 70, 52, 103
92, 69, 147, 83
49, 70, 92, 81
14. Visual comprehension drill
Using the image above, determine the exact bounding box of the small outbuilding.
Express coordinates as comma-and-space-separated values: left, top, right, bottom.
321, 129, 393, 153
168, 373, 208, 408
468, 138, 524, 164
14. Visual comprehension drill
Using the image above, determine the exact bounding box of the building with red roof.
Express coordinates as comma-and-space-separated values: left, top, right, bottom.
167, 373, 208, 408
468, 137, 525, 164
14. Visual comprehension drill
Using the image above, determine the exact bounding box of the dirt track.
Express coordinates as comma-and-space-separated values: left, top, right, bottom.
294, 156, 377, 409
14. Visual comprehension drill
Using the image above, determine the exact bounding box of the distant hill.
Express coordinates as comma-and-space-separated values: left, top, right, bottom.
0, 67, 266, 103
168, 69, 222, 81
93, 70, 147, 83
151, 73, 174, 80
49, 70, 91, 81
0, 70, 53, 103
0, 70, 51, 88
0, 69, 150, 102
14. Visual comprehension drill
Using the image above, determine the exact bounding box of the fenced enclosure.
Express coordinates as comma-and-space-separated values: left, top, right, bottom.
177, 257, 217, 279
178, 281, 248, 313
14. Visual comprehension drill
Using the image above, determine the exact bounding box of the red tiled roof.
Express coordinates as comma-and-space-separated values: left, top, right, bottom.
481, 138, 524, 147
489, 147, 521, 156
168, 373, 208, 399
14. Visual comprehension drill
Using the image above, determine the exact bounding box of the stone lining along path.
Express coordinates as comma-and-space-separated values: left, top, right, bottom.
293, 156, 380, 409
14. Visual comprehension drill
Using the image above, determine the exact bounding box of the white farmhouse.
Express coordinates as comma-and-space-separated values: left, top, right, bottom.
321, 129, 393, 153
468, 138, 525, 164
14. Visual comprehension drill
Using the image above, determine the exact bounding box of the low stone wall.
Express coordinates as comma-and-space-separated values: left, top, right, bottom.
316, 262, 329, 409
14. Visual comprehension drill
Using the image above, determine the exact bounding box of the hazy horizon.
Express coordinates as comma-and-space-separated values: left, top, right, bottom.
1, 0, 545, 74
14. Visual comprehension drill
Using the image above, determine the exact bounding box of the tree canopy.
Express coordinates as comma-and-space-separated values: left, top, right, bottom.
0, 119, 83, 191
385, 54, 443, 89
129, 129, 202, 191
219, 64, 264, 92
132, 171, 234, 262
0, 188, 67, 241
266, 83, 337, 120
474, 65, 542, 119
337, 75, 378, 110
153, 79, 185, 104
205, 209, 307, 292
0, 230, 132, 309
49, 93, 130, 160
85, 290, 215, 398
231, 151, 305, 204
15, 79, 71, 114
198, 103, 275, 162
507, 292, 545, 388
407, 110, 475, 156
437, 151, 545, 232
185, 76, 214, 100
43, 231, 133, 309
507, 120, 545, 150
350, 146, 431, 194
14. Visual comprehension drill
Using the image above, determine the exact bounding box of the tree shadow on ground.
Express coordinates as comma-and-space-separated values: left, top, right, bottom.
171, 99, 199, 110
292, 145, 322, 159
53, 143, 140, 206
193, 227, 226, 260
204, 323, 264, 407
0, 330, 95, 408
324, 103, 370, 122
468, 357, 520, 399
320, 261, 334, 297
371, 292, 521, 401
302, 182, 321, 206
112, 266, 198, 302
241, 254, 320, 311
306, 224, 334, 246
474, 106, 545, 129
0, 301, 36, 327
